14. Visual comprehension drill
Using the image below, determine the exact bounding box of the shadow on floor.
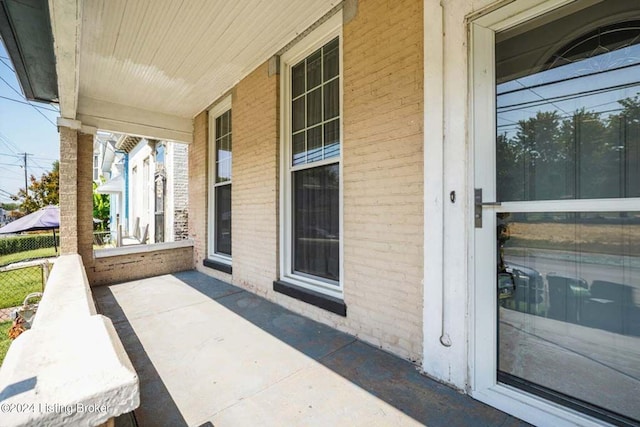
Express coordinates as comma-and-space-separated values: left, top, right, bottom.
166, 270, 528, 427
94, 286, 189, 427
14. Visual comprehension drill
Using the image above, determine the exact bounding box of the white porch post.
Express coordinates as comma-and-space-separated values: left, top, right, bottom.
422, 0, 469, 390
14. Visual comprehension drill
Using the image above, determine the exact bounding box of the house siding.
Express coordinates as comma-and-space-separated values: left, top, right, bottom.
232, 62, 280, 293
189, 0, 424, 362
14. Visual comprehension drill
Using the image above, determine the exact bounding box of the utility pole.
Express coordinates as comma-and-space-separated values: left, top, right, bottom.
19, 153, 31, 196
23, 152, 28, 194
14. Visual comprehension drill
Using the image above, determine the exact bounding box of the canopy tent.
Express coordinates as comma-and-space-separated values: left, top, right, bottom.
0, 205, 60, 252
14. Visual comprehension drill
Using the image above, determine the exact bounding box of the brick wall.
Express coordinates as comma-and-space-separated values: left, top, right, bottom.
78, 132, 95, 275
59, 127, 96, 276
171, 142, 189, 240
59, 127, 78, 255
188, 0, 424, 362
341, 0, 424, 360
232, 62, 279, 294
189, 112, 208, 265
91, 246, 194, 287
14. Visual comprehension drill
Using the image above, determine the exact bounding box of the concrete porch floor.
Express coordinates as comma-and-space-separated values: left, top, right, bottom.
93, 271, 528, 427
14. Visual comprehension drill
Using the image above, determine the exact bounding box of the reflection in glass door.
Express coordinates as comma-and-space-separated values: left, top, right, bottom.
494, 1, 640, 424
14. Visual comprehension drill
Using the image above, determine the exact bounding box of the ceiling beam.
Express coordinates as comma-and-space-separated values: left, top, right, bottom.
77, 97, 193, 143
48, 0, 81, 119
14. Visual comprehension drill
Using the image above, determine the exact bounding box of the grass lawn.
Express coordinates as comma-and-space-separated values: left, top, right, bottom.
0, 266, 43, 309
0, 320, 12, 367
0, 247, 57, 267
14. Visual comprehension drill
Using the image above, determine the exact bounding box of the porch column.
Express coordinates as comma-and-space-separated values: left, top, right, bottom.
58, 121, 96, 274
59, 125, 78, 254
77, 131, 95, 269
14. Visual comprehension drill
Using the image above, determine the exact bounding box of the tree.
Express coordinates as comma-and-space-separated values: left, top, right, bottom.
93, 180, 110, 230
0, 202, 19, 211
11, 161, 59, 217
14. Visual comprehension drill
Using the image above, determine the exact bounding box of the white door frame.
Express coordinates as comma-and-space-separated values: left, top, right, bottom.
468, 1, 622, 425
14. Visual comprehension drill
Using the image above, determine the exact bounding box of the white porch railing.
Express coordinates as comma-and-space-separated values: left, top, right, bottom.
0, 254, 139, 426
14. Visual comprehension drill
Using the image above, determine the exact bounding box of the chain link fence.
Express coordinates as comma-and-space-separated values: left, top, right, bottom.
0, 233, 58, 266
0, 261, 49, 323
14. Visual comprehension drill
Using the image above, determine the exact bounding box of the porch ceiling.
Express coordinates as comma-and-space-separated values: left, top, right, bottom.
61, 0, 340, 141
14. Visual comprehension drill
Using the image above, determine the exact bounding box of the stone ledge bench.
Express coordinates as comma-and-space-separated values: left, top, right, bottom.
0, 254, 139, 427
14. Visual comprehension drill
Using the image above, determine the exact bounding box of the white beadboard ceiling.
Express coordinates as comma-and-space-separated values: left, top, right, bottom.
69, 0, 341, 141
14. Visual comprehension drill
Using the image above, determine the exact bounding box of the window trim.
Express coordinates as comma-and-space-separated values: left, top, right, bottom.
208, 96, 233, 265
279, 11, 344, 299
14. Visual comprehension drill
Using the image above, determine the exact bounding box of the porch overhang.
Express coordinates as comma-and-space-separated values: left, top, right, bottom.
0, 0, 57, 103
46, 0, 342, 143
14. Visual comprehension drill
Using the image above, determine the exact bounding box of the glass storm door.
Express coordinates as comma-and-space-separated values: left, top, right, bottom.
474, 1, 640, 425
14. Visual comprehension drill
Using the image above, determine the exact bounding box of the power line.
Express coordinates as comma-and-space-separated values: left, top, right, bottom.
0, 94, 59, 112
0, 139, 19, 155
0, 57, 14, 72
497, 81, 640, 112
0, 75, 57, 126
0, 132, 21, 153
497, 62, 640, 96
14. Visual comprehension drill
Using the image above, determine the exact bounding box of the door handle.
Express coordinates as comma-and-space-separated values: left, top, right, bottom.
475, 188, 501, 228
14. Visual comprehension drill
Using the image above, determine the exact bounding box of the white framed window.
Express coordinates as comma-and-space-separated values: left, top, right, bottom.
280, 12, 343, 299
208, 96, 232, 263
93, 154, 100, 181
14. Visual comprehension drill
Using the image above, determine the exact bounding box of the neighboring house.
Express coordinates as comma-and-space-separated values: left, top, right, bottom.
4, 0, 640, 426
94, 133, 188, 244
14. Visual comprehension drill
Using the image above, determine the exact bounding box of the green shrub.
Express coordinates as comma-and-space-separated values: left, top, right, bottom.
0, 234, 57, 256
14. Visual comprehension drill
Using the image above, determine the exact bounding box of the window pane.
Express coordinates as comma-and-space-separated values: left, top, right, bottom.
324, 119, 340, 159
290, 37, 340, 167
496, 20, 640, 202
498, 211, 640, 421
216, 159, 231, 183
215, 115, 221, 139
292, 63, 305, 98
307, 87, 322, 127
293, 132, 306, 166
293, 98, 305, 133
215, 184, 232, 256
306, 49, 322, 89
324, 79, 339, 121
323, 38, 339, 80
220, 111, 229, 136
307, 126, 322, 163
293, 164, 340, 282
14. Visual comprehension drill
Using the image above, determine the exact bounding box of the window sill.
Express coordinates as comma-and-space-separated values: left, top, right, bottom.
273, 280, 346, 317
203, 258, 232, 274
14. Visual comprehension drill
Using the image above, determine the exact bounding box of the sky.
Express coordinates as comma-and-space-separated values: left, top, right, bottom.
0, 41, 60, 204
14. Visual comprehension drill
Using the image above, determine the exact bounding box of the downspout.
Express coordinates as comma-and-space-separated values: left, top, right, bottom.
438, 0, 451, 348
116, 150, 129, 226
